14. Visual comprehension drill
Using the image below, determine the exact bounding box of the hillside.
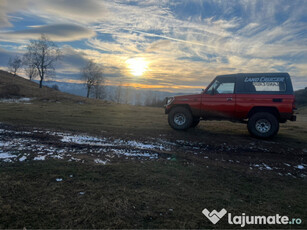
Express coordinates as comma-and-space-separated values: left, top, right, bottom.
0, 70, 91, 103
295, 87, 307, 107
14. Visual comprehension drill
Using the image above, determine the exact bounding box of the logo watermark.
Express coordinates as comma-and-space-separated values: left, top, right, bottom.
202, 208, 302, 227
202, 209, 227, 224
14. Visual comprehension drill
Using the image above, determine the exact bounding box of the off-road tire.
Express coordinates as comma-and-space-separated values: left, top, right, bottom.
168, 107, 193, 130
190, 117, 200, 128
247, 112, 279, 138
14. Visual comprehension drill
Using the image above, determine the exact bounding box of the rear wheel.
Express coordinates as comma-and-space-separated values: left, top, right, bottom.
168, 107, 193, 130
190, 117, 200, 128
247, 112, 279, 138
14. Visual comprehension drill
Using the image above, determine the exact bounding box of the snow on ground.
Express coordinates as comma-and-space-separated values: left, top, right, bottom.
0, 125, 306, 178
0, 97, 32, 104
0, 126, 166, 165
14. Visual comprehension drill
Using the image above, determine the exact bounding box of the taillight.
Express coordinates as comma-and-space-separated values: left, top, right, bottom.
292, 97, 296, 111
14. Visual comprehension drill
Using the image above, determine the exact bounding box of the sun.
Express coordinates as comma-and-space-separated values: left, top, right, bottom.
126, 58, 148, 77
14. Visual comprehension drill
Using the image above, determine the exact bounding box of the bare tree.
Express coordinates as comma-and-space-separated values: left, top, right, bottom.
8, 56, 22, 77
115, 82, 122, 103
23, 34, 61, 88
23, 57, 38, 81
81, 60, 105, 98
124, 86, 131, 104
93, 84, 106, 99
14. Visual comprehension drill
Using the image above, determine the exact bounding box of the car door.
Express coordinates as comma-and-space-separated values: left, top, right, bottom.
201, 77, 236, 118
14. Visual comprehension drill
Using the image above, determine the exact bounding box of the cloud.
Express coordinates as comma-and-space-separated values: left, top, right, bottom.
0, 24, 96, 42
29, 0, 107, 24
0, 0, 307, 91
0, 0, 107, 27
146, 39, 172, 52
0, 0, 27, 28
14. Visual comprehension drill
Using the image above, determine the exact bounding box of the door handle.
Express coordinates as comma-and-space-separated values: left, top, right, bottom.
227, 98, 232, 101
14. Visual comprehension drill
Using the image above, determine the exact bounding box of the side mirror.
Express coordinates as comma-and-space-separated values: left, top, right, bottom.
201, 88, 205, 93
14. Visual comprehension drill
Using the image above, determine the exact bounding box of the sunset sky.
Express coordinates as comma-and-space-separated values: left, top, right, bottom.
0, 0, 306, 92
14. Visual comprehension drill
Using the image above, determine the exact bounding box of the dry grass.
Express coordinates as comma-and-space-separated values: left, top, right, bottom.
1, 160, 306, 229
0, 70, 92, 103
0, 70, 307, 228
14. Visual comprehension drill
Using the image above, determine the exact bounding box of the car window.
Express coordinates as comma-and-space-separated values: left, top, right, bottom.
206, 80, 219, 94
253, 81, 286, 92
237, 76, 287, 93
216, 82, 235, 94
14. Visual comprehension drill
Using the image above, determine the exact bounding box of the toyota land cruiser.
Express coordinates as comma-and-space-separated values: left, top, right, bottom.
165, 73, 296, 138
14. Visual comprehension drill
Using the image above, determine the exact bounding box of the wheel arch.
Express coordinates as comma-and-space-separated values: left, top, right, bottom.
248, 106, 280, 120
167, 104, 193, 114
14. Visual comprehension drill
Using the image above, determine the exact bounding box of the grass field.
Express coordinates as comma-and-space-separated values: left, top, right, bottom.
0, 72, 307, 228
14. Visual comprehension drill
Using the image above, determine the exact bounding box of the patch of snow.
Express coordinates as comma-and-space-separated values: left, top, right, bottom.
0, 152, 16, 159
56, 178, 63, 182
296, 165, 305, 170
50, 155, 63, 159
126, 140, 166, 151
34, 155, 46, 161
0, 97, 32, 104
94, 159, 107, 164
112, 149, 158, 159
79, 192, 85, 195
61, 134, 111, 146
19, 156, 27, 162
263, 163, 273, 170
284, 163, 291, 167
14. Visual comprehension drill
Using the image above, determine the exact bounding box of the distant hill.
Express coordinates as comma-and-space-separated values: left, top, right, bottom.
41, 80, 190, 106
295, 87, 307, 107
0, 70, 90, 103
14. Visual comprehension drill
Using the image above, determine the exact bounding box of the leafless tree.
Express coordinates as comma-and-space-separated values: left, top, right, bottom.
81, 60, 105, 98
135, 91, 142, 106
124, 86, 131, 104
23, 57, 38, 81
23, 34, 61, 88
8, 56, 22, 77
93, 84, 106, 99
115, 82, 122, 103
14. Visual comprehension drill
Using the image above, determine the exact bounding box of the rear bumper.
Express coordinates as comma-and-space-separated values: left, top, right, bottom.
280, 113, 296, 121
290, 115, 296, 121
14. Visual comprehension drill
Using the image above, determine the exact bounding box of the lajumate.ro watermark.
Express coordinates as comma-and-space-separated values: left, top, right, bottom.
202, 208, 302, 227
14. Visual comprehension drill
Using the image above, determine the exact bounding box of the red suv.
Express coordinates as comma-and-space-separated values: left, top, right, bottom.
165, 73, 296, 138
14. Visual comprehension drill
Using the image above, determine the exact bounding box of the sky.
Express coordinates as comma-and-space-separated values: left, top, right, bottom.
0, 0, 306, 92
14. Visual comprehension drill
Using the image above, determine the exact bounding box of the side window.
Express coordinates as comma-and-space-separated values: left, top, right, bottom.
206, 78, 235, 94
216, 82, 235, 94
238, 76, 287, 93
206, 80, 219, 94
253, 81, 286, 92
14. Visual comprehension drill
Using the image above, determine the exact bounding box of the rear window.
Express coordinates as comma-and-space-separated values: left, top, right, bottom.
238, 76, 287, 93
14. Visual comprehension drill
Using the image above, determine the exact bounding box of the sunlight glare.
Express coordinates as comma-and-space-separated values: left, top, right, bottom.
126, 58, 148, 77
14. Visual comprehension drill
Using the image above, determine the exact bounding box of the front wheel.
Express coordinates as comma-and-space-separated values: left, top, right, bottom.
168, 107, 193, 130
247, 112, 279, 138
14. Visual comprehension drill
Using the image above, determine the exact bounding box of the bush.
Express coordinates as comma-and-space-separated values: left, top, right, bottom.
51, 84, 59, 91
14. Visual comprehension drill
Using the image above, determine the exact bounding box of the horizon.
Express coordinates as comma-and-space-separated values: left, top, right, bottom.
0, 0, 307, 92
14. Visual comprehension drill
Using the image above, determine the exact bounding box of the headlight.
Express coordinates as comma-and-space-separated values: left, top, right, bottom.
166, 97, 174, 105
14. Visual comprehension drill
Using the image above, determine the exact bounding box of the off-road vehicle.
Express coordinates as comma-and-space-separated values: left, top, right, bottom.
165, 73, 296, 138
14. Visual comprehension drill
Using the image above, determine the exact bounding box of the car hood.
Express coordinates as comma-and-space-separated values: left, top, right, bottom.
173, 94, 201, 101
